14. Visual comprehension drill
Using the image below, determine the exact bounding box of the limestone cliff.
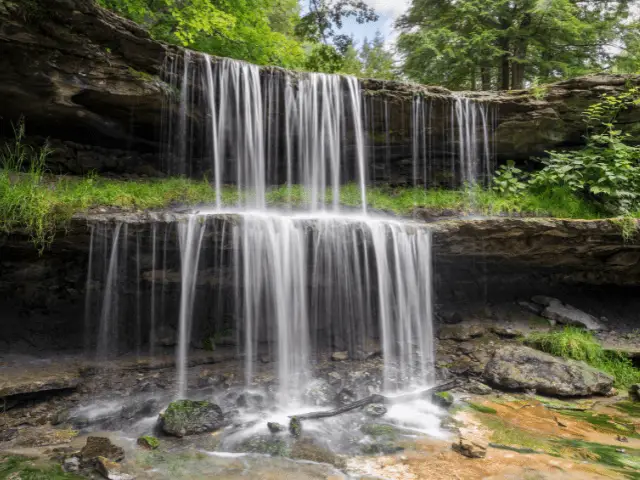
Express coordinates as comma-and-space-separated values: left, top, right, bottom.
1, 0, 639, 177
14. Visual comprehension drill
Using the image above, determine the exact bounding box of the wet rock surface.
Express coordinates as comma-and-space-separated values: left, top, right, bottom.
80, 436, 125, 466
483, 345, 614, 396
160, 399, 226, 437
532, 296, 604, 330
452, 434, 488, 458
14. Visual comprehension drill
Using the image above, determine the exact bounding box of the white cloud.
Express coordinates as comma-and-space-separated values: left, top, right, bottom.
362, 0, 411, 18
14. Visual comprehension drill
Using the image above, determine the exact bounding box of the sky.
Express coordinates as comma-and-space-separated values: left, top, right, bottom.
335, 0, 411, 49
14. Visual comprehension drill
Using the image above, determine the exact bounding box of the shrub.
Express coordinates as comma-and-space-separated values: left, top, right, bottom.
493, 85, 640, 216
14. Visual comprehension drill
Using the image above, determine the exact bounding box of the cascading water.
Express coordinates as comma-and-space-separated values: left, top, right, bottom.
87, 51, 497, 411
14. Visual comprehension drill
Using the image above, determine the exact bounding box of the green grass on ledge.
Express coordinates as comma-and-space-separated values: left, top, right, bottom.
525, 327, 640, 388
0, 171, 635, 251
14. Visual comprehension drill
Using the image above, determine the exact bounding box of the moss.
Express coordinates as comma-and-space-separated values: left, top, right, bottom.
478, 415, 557, 454
237, 436, 290, 456
558, 410, 638, 438
436, 391, 453, 402
54, 429, 79, 442
290, 438, 346, 469
467, 402, 497, 414
164, 399, 210, 417
289, 417, 302, 438
360, 423, 397, 438
432, 391, 454, 409
0, 455, 84, 479
554, 440, 640, 479
127, 67, 157, 82
137, 435, 160, 450
614, 401, 640, 418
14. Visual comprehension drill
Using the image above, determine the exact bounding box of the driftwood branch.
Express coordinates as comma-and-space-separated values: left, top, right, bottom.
291, 379, 459, 421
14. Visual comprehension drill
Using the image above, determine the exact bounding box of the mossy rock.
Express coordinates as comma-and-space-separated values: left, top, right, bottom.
137, 435, 160, 450
360, 423, 397, 438
290, 438, 346, 469
160, 400, 225, 437
360, 423, 404, 455
432, 391, 454, 409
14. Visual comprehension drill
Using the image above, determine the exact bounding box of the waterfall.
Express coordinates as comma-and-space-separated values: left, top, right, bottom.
86, 52, 508, 403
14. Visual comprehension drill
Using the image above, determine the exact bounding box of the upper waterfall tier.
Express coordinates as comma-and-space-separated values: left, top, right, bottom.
1, 0, 639, 179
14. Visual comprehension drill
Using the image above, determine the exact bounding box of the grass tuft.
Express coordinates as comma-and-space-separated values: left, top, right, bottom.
0, 455, 84, 479
525, 327, 640, 388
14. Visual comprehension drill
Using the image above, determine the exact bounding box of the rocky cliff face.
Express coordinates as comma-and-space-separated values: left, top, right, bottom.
1, 0, 639, 178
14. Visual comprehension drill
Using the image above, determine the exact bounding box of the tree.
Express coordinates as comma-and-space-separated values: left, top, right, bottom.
397, 0, 638, 91
97, 0, 306, 68
296, 0, 379, 73
360, 32, 398, 80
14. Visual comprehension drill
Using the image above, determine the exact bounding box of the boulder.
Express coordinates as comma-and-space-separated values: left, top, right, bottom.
331, 351, 349, 361
483, 345, 614, 397
62, 457, 80, 473
532, 297, 604, 331
629, 384, 640, 402
431, 391, 454, 409
80, 437, 125, 466
121, 398, 159, 420
439, 324, 486, 341
267, 422, 284, 434
95, 456, 134, 480
363, 403, 387, 417
303, 379, 335, 406
452, 434, 487, 458
465, 380, 493, 395
159, 400, 225, 437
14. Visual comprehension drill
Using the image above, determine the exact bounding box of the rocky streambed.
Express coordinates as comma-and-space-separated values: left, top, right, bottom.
1, 213, 640, 479
1, 294, 640, 479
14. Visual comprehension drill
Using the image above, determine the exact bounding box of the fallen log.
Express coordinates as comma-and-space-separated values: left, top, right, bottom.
291, 379, 459, 421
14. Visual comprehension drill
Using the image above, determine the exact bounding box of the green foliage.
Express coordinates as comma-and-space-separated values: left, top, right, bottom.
397, 0, 639, 90
96, 0, 387, 75
492, 160, 527, 196
1, 117, 50, 176
493, 86, 640, 216
97, 0, 306, 68
0, 455, 84, 480
525, 327, 640, 388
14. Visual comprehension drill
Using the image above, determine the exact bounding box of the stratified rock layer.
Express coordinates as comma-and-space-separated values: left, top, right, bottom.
1, 0, 639, 177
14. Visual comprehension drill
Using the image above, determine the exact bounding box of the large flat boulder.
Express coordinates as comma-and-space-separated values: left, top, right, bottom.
0, 366, 82, 397
483, 345, 613, 397
531, 296, 604, 331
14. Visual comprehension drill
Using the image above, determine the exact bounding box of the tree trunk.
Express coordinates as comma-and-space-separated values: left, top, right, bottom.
511, 13, 532, 90
500, 50, 510, 90
499, 18, 512, 90
481, 66, 491, 90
